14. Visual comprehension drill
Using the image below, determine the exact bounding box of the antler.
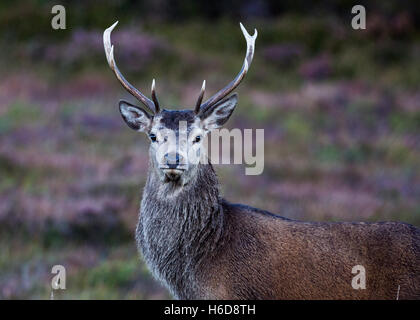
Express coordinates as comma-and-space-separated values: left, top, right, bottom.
151, 79, 160, 113
103, 21, 159, 114
195, 23, 257, 115
194, 80, 206, 114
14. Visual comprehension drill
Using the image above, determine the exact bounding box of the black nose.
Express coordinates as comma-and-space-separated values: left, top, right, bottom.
164, 153, 183, 168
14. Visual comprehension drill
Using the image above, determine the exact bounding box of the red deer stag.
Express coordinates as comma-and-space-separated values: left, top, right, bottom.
103, 21, 420, 299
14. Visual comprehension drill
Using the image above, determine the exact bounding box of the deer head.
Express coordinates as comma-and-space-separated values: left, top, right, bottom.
104, 21, 257, 186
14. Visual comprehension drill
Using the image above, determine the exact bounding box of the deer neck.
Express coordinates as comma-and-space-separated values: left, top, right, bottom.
137, 163, 226, 298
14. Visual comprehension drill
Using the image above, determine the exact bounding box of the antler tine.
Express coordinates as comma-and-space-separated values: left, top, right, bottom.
194, 80, 206, 114
103, 21, 157, 113
151, 79, 160, 113
197, 23, 257, 114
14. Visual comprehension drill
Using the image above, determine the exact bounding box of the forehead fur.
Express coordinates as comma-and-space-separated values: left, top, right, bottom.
157, 109, 196, 130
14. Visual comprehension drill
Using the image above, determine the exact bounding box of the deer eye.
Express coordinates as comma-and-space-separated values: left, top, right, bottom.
149, 133, 157, 142
193, 135, 201, 143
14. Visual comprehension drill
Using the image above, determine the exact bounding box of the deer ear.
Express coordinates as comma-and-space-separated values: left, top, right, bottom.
201, 94, 238, 130
119, 100, 152, 132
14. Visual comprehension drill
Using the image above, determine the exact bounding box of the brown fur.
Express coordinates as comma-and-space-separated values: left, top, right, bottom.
201, 201, 420, 299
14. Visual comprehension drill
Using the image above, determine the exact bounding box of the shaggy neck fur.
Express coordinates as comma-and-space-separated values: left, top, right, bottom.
136, 162, 226, 299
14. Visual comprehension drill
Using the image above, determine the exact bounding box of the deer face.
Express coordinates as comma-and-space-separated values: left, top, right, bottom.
104, 21, 257, 186
119, 95, 237, 185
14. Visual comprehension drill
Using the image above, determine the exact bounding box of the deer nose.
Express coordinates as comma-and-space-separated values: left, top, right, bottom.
164, 153, 184, 168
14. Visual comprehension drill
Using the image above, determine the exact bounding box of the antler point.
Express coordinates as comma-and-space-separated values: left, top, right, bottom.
107, 21, 119, 33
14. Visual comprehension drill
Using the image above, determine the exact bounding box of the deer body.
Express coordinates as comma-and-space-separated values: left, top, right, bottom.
103, 22, 420, 300
138, 161, 420, 299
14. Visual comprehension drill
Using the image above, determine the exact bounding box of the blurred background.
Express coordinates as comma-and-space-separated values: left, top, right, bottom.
0, 0, 419, 299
